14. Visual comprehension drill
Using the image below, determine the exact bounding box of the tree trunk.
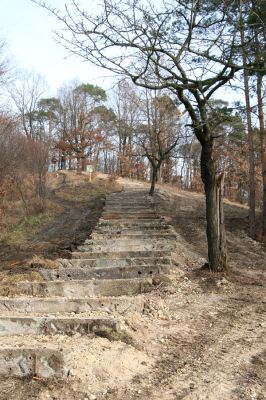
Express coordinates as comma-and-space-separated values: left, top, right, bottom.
240, 16, 256, 238
244, 70, 256, 238
257, 74, 266, 238
201, 142, 227, 271
81, 156, 86, 171
149, 165, 158, 196
76, 154, 81, 174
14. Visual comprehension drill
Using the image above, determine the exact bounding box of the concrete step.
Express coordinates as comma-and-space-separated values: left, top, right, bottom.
94, 225, 172, 233
84, 238, 171, 245
103, 210, 155, 215
103, 208, 155, 212
40, 263, 170, 281
98, 219, 166, 227
60, 256, 171, 268
0, 295, 145, 314
0, 278, 153, 298
91, 232, 177, 240
71, 250, 171, 259
0, 316, 118, 337
106, 198, 149, 203
104, 203, 151, 207
105, 203, 150, 208
107, 188, 147, 198
78, 239, 176, 252
101, 214, 159, 220
59, 256, 171, 268
107, 188, 150, 196
0, 348, 66, 378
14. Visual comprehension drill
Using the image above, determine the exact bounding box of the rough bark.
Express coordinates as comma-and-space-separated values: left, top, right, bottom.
149, 165, 158, 196
201, 141, 227, 271
240, 18, 256, 239
257, 74, 266, 238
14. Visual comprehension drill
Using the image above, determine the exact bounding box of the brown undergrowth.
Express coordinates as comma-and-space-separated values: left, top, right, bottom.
0, 171, 122, 280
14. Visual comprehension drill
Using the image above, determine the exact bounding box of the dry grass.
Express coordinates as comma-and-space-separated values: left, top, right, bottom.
0, 211, 55, 246
0, 172, 122, 249
27, 255, 60, 269
57, 172, 122, 202
0, 271, 43, 284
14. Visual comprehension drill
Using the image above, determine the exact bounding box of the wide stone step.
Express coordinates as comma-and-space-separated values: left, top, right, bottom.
105, 204, 150, 209
103, 210, 154, 215
104, 203, 154, 206
59, 256, 171, 268
107, 191, 147, 195
0, 316, 118, 337
78, 239, 176, 252
0, 295, 145, 314
91, 232, 177, 240
84, 238, 171, 245
109, 191, 147, 195
106, 199, 149, 204
40, 264, 170, 281
103, 207, 154, 212
60, 256, 172, 268
0, 278, 153, 298
102, 211, 157, 217
0, 348, 66, 378
98, 219, 166, 227
71, 250, 171, 259
103, 208, 155, 212
101, 213, 158, 220
94, 225, 172, 233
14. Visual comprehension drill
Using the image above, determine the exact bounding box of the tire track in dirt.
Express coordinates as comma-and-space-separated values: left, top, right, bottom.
141, 290, 266, 400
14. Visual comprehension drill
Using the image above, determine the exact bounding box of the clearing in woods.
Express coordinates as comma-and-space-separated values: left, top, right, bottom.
0, 172, 265, 400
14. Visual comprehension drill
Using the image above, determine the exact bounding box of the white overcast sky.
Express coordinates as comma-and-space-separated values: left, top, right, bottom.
0, 0, 243, 106
0, 0, 115, 96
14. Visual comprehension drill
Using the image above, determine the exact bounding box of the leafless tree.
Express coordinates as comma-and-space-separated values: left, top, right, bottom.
33, 0, 248, 271
137, 90, 182, 195
57, 80, 107, 171
112, 80, 141, 177
0, 38, 9, 85
8, 70, 47, 139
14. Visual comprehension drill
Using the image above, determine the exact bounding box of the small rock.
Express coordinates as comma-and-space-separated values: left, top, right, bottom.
217, 277, 229, 287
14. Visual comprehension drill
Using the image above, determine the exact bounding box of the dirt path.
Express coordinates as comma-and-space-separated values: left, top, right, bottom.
98, 183, 265, 400
0, 178, 265, 400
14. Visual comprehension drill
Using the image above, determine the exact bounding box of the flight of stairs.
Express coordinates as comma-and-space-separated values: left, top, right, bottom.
0, 186, 176, 378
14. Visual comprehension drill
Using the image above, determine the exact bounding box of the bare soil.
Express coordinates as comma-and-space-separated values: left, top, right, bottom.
0, 171, 122, 280
0, 178, 265, 400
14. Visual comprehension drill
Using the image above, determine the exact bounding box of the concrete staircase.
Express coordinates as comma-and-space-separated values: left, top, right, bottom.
0, 186, 176, 379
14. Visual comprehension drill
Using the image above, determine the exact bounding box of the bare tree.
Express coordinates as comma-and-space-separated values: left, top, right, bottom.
137, 90, 181, 195
33, 0, 247, 271
8, 70, 47, 139
0, 112, 17, 185
57, 81, 107, 171
247, 0, 266, 238
112, 81, 140, 177
0, 38, 9, 85
0, 110, 49, 213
